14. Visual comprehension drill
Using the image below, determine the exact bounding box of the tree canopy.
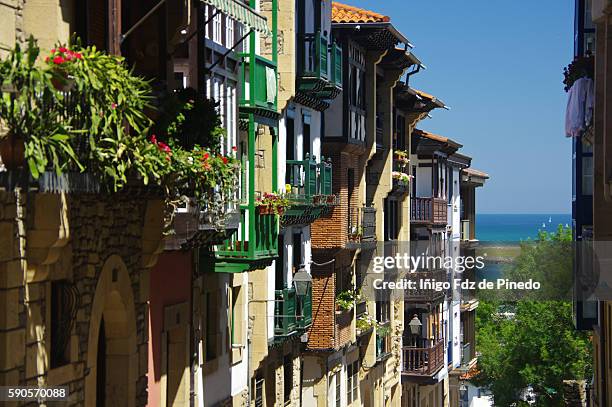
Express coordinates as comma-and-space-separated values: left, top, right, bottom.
473, 226, 592, 406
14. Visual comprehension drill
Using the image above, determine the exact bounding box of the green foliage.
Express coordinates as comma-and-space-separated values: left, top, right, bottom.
256, 192, 291, 215
0, 38, 82, 177
336, 290, 357, 311
501, 225, 573, 301
0, 38, 239, 224
474, 225, 592, 406
152, 87, 225, 151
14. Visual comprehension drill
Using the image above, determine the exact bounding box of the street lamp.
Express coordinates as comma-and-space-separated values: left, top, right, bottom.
408, 314, 422, 335
293, 266, 312, 297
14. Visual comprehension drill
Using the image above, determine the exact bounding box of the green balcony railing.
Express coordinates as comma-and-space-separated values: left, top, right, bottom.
274, 287, 312, 336
213, 207, 279, 263
239, 52, 278, 112
285, 156, 334, 206
331, 42, 343, 88
297, 31, 342, 98
298, 31, 328, 79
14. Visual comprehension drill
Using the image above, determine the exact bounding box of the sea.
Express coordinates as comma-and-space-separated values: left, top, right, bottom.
476, 213, 572, 242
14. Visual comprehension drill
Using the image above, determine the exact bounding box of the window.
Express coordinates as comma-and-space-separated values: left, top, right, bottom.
254, 375, 264, 407
448, 167, 454, 203
347, 361, 359, 403
213, 9, 223, 43
293, 232, 303, 272
205, 291, 219, 360
334, 371, 341, 407
582, 156, 593, 195
50, 280, 77, 368
226, 16, 235, 46
303, 113, 311, 158
230, 286, 243, 346
283, 355, 293, 404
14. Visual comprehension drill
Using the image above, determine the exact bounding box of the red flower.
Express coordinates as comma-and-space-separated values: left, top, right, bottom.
74, 52, 82, 60
111, 103, 117, 110
202, 152, 210, 160
222, 156, 229, 165
157, 142, 171, 153
53, 56, 65, 65
45, 56, 50, 63
59, 47, 68, 53
232, 146, 238, 152
51, 48, 56, 53
150, 135, 158, 144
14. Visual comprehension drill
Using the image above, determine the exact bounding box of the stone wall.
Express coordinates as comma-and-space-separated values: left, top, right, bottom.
0, 190, 164, 406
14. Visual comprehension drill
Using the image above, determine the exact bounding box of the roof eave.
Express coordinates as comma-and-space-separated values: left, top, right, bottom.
331, 22, 413, 48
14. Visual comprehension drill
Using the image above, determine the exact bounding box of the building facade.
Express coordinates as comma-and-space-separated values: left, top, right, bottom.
0, 1, 489, 406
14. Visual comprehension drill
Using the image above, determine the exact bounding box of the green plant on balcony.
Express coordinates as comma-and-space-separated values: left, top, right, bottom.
348, 225, 363, 242
256, 192, 290, 215
392, 171, 412, 184
356, 313, 377, 333
336, 289, 361, 311
0, 38, 239, 227
376, 324, 391, 338
394, 150, 409, 167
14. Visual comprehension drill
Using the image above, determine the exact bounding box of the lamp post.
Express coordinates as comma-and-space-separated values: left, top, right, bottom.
293, 266, 312, 297
409, 314, 422, 335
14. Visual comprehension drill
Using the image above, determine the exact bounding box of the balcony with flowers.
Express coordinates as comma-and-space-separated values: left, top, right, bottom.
282, 155, 337, 226
0, 39, 240, 246
390, 150, 411, 196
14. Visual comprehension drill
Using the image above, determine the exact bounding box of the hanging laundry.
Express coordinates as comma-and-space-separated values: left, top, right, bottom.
265, 66, 277, 104
565, 76, 594, 138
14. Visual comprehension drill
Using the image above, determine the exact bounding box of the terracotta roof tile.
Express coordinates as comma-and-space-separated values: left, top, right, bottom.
414, 89, 436, 100
414, 129, 462, 148
332, 2, 390, 24
413, 129, 448, 143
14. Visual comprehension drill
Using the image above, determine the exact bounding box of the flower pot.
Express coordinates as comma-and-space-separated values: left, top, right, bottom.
0, 132, 25, 169
257, 205, 274, 215
51, 73, 75, 92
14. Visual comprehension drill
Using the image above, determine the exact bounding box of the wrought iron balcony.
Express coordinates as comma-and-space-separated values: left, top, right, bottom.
347, 206, 377, 246
297, 31, 342, 101
410, 197, 447, 225
274, 287, 312, 337
402, 338, 445, 377
404, 268, 447, 303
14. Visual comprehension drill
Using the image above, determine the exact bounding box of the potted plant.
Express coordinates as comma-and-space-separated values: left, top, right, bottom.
45, 47, 82, 91
336, 289, 357, 311
392, 171, 411, 185
394, 150, 409, 166
0, 131, 24, 170
256, 192, 290, 215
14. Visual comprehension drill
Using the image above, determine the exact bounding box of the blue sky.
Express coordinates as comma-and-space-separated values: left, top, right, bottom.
346, 0, 574, 214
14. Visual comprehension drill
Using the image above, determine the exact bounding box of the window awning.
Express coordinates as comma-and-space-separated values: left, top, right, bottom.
201, 0, 271, 36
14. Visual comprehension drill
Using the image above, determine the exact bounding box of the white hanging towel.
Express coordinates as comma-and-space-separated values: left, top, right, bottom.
265, 66, 277, 104
565, 76, 594, 138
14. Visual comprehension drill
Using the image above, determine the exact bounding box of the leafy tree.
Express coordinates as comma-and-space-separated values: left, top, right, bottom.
474, 226, 592, 406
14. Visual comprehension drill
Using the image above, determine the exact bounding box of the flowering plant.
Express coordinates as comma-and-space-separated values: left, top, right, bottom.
256, 192, 291, 215
394, 150, 409, 166
392, 171, 412, 183
357, 313, 378, 332
0, 37, 240, 230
